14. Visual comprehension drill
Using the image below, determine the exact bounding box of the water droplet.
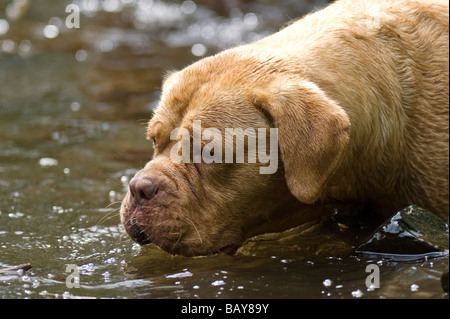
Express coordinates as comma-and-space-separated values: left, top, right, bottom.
75, 50, 88, 62
1, 39, 16, 53
243, 13, 258, 30
180, 1, 196, 15
166, 270, 193, 279
0, 19, 10, 36
18, 40, 31, 55
323, 279, 332, 287
9, 212, 24, 218
103, 0, 121, 12
99, 39, 114, 52
102, 271, 110, 282
191, 43, 207, 57
351, 289, 363, 298
121, 175, 129, 187
71, 102, 81, 112
39, 157, 58, 167
211, 280, 225, 286
410, 284, 419, 292
43, 25, 59, 39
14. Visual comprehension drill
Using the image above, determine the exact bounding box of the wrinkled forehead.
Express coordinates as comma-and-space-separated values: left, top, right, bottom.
147, 68, 207, 140
147, 54, 269, 143
148, 72, 238, 134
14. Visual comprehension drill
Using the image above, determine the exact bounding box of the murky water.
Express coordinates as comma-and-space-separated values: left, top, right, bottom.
0, 0, 448, 299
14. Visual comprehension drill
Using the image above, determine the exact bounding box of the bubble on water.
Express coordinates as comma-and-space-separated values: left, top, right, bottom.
121, 175, 129, 187
102, 271, 111, 282
366, 284, 377, 292
39, 157, 58, 167
43, 25, 59, 39
180, 0, 196, 15
211, 280, 225, 287
6, 0, 30, 20
323, 279, 332, 287
62, 291, 72, 299
39, 290, 49, 297
351, 289, 363, 298
0, 19, 10, 36
410, 284, 419, 292
71, 101, 81, 112
79, 262, 96, 275
109, 190, 118, 202
9, 212, 24, 218
166, 270, 193, 279
243, 13, 258, 30
52, 206, 73, 214
103, 0, 122, 12
1, 39, 16, 53
102, 122, 110, 131
191, 43, 206, 57
18, 40, 32, 55
99, 39, 115, 52
75, 50, 88, 62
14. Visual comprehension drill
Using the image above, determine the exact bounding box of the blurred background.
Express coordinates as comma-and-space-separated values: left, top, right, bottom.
0, 0, 446, 299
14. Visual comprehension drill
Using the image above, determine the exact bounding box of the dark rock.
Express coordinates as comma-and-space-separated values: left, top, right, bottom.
356, 205, 449, 261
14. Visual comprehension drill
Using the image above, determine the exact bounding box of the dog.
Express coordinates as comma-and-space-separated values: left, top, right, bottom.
120, 0, 449, 256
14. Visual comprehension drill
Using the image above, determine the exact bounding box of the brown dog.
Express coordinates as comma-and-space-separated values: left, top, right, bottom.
120, 0, 449, 256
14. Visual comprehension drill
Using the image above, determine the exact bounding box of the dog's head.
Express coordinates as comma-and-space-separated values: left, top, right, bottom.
120, 52, 350, 256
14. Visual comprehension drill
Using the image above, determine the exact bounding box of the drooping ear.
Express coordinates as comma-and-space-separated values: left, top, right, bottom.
253, 79, 351, 204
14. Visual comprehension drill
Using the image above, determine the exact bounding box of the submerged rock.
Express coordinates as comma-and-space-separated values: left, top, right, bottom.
356, 205, 449, 261
236, 208, 377, 259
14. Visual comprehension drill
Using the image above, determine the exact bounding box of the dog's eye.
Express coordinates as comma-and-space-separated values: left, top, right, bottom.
151, 136, 157, 146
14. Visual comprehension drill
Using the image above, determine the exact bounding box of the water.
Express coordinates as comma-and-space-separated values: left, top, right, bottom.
0, 0, 447, 299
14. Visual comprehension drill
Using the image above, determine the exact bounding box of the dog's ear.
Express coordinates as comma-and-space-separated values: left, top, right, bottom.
253, 79, 350, 204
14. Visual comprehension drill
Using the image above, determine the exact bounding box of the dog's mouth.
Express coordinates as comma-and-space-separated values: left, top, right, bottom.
217, 244, 239, 256
123, 213, 241, 256
121, 191, 243, 256
126, 218, 153, 246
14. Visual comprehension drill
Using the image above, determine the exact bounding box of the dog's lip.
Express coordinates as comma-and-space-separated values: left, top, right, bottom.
217, 244, 239, 256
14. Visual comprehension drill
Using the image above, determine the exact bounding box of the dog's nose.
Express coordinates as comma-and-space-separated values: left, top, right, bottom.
128, 175, 159, 206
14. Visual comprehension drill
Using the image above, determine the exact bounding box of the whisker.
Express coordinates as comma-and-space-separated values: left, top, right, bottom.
96, 207, 121, 225
187, 218, 203, 244
169, 232, 183, 254
106, 201, 123, 209
187, 243, 196, 257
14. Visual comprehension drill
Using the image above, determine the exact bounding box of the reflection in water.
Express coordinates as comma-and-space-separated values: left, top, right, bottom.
0, 0, 447, 299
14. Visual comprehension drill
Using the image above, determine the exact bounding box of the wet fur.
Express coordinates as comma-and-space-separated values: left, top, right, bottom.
121, 0, 449, 256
